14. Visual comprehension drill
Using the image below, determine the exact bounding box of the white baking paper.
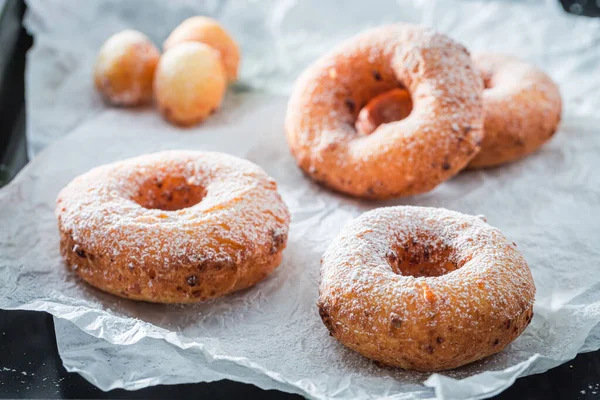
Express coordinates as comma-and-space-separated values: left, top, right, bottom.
2, 0, 599, 398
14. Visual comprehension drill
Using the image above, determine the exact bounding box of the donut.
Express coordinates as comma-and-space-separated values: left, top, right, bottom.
164, 16, 240, 81
467, 53, 562, 169
285, 24, 484, 199
154, 42, 227, 126
94, 30, 160, 106
56, 151, 290, 304
318, 206, 535, 371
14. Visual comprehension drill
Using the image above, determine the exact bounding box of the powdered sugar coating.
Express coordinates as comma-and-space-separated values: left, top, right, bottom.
56, 150, 290, 303
285, 24, 484, 199
318, 206, 535, 371
468, 53, 562, 168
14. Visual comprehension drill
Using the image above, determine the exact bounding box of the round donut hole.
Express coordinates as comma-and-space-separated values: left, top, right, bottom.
484, 77, 493, 89
131, 176, 207, 211
480, 70, 495, 90
388, 239, 460, 278
355, 88, 413, 135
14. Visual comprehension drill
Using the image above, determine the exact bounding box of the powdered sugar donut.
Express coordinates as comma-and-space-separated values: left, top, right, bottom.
467, 53, 562, 169
56, 151, 290, 304
285, 24, 484, 199
318, 206, 535, 371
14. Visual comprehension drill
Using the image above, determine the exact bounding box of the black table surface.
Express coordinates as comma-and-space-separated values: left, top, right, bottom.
1, 0, 599, 398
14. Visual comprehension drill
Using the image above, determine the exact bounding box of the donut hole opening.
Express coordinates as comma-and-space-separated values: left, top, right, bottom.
483, 76, 493, 89
387, 238, 460, 278
131, 176, 207, 211
355, 88, 413, 135
481, 70, 495, 90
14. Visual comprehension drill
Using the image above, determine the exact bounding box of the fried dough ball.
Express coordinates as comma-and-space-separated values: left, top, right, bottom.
163, 16, 240, 81
94, 30, 160, 106
154, 42, 227, 126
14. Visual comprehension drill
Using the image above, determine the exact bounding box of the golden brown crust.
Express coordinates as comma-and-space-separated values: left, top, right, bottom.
56, 151, 290, 304
467, 53, 562, 169
285, 24, 484, 199
319, 301, 533, 372
59, 228, 285, 303
318, 206, 536, 371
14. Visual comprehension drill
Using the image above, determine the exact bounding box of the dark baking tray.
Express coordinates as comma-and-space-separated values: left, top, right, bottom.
1, 0, 599, 398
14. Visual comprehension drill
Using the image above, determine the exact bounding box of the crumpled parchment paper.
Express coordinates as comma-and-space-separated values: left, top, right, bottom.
1, 0, 598, 398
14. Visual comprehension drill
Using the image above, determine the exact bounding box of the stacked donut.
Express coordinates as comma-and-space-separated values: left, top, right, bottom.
93, 17, 240, 126
285, 24, 562, 199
